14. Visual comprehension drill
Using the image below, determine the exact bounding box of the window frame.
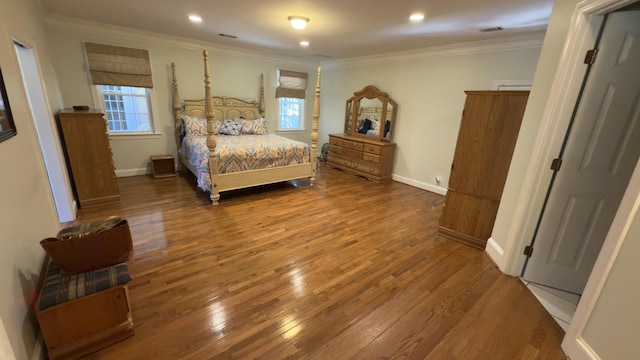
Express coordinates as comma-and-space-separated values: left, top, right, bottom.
90, 84, 161, 139
277, 96, 306, 132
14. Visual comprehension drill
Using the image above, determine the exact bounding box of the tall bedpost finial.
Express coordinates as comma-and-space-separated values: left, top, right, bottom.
259, 73, 265, 117
311, 67, 321, 151
203, 50, 220, 204
171, 62, 183, 146
203, 50, 217, 154
308, 66, 321, 186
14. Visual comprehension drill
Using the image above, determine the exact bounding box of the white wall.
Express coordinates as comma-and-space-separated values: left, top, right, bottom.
581, 203, 640, 358
318, 43, 541, 191
46, 19, 319, 175
0, 0, 64, 358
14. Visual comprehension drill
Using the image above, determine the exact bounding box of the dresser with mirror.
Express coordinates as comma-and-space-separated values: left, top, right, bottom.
327, 85, 397, 182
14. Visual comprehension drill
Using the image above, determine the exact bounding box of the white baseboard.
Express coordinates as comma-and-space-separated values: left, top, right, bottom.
485, 237, 506, 271
115, 167, 149, 178
392, 174, 447, 195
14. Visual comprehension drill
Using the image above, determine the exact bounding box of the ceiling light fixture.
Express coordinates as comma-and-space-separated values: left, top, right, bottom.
300, 41, 309, 47
288, 16, 310, 30
189, 15, 202, 24
409, 13, 424, 22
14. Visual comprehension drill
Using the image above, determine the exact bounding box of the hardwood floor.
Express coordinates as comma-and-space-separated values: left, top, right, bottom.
72, 163, 567, 359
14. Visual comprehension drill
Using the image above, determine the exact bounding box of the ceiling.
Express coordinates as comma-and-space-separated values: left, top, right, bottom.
40, 0, 554, 61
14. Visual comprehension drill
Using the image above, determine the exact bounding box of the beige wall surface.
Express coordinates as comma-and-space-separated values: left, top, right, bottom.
582, 204, 640, 359
319, 47, 541, 190
46, 23, 319, 173
0, 0, 64, 358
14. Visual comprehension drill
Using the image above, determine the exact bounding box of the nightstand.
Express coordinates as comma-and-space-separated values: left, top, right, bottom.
150, 155, 176, 178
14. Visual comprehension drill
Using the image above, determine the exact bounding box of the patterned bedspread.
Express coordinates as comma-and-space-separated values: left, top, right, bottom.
180, 134, 311, 191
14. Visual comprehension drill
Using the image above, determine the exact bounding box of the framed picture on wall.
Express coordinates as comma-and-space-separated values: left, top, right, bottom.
0, 68, 17, 143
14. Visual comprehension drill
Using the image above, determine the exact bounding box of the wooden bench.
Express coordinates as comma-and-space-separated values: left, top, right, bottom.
35, 259, 134, 359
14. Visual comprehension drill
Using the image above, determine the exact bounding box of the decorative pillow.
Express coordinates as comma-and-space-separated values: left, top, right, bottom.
182, 116, 222, 136
219, 119, 242, 136
240, 118, 268, 135
181, 116, 207, 137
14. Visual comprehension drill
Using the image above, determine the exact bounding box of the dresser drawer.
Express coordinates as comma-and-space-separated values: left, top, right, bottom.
351, 161, 381, 176
343, 139, 364, 151
343, 148, 362, 159
363, 153, 381, 164
328, 145, 343, 155
328, 154, 351, 168
363, 144, 382, 155
329, 137, 343, 146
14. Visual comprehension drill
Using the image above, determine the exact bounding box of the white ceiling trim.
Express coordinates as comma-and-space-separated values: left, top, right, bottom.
45, 15, 318, 68
320, 32, 545, 69
46, 15, 544, 72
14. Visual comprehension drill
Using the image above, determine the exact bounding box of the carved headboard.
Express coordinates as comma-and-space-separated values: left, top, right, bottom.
182, 96, 262, 121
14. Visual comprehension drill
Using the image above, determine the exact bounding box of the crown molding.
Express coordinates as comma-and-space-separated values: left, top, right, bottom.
320, 32, 545, 69
45, 15, 317, 68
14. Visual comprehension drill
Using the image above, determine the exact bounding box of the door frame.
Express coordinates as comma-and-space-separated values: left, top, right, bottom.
493, 0, 638, 357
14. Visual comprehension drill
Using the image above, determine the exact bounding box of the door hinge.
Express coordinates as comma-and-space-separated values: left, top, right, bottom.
584, 48, 599, 65
451, 163, 454, 170
551, 158, 563, 171
524, 245, 534, 257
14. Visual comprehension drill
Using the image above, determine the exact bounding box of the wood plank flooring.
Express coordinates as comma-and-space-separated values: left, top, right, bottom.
71, 163, 567, 359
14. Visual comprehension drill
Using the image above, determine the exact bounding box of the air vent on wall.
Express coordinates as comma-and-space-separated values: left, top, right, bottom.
479, 26, 504, 33
218, 33, 238, 39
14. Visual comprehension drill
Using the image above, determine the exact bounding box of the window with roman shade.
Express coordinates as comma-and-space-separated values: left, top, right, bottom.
85, 42, 153, 88
276, 70, 307, 131
85, 42, 156, 134
276, 70, 307, 99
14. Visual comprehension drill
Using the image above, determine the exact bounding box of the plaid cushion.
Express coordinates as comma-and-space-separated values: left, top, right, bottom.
36, 259, 131, 311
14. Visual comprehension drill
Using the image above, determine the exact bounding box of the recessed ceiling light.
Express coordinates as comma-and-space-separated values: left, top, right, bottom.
300, 41, 309, 47
189, 15, 202, 24
409, 13, 424, 22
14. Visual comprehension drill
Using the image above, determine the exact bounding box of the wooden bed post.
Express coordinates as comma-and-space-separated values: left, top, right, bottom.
171, 63, 182, 149
203, 50, 220, 205
259, 74, 265, 117
310, 67, 321, 185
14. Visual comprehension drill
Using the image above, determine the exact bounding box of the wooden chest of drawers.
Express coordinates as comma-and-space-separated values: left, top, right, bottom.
58, 109, 119, 206
327, 134, 395, 182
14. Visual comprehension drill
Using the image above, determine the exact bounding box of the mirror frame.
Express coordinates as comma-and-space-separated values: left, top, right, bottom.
345, 85, 397, 142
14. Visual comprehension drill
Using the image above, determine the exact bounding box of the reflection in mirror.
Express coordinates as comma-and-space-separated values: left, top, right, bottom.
384, 103, 393, 139
345, 100, 353, 134
356, 98, 384, 137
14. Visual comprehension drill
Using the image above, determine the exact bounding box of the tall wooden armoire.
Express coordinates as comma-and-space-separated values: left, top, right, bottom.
58, 109, 119, 207
438, 91, 529, 249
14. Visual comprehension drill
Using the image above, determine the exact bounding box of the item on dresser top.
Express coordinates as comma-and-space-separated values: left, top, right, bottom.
40, 216, 133, 273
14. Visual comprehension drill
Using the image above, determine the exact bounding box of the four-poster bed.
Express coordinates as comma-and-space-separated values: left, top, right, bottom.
171, 50, 321, 205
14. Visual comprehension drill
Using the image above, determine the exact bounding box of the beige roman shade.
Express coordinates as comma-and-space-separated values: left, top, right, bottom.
276, 70, 307, 99
84, 42, 153, 88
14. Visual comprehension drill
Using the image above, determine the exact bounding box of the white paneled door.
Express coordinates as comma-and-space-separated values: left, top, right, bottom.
522, 9, 640, 295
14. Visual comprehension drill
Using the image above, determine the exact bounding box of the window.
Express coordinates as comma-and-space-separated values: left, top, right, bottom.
276, 69, 308, 132
84, 42, 155, 135
278, 97, 305, 131
95, 85, 153, 133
